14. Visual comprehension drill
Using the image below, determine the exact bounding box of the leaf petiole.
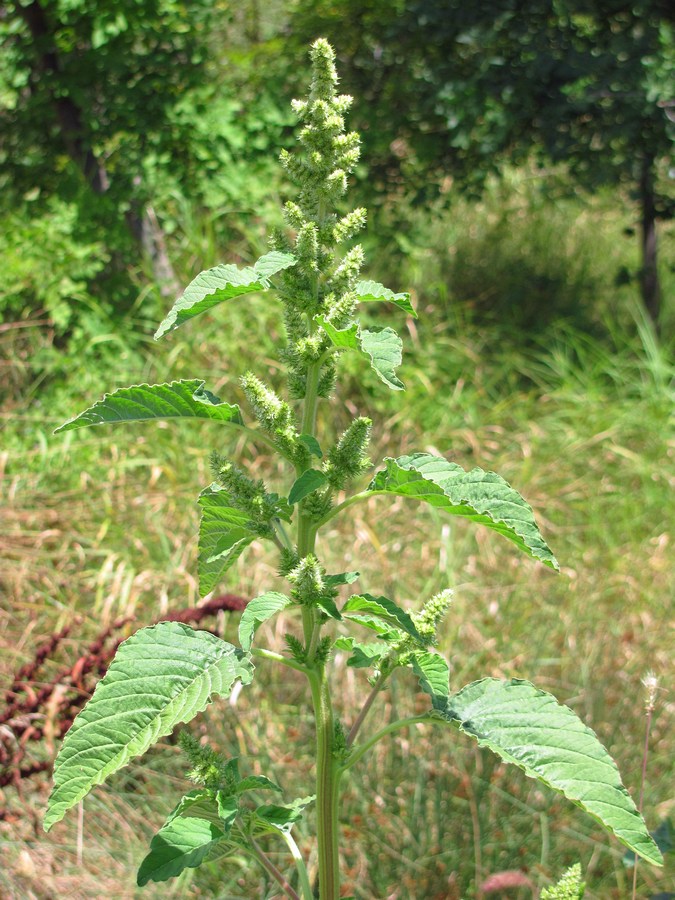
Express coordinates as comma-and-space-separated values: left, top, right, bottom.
341, 715, 437, 773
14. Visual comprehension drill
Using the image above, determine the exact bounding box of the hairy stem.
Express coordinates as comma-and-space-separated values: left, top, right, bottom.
295, 350, 341, 899
308, 669, 340, 900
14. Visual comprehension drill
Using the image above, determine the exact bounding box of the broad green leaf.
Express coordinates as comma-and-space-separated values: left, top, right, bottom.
137, 815, 226, 885
236, 775, 283, 795
431, 678, 662, 865
298, 433, 323, 458
334, 636, 390, 668
343, 593, 421, 641
316, 315, 404, 390
165, 789, 227, 827
238, 591, 292, 652
624, 818, 673, 867
45, 623, 253, 830
316, 593, 343, 621
344, 613, 400, 641
55, 380, 243, 434
324, 571, 360, 588
359, 327, 404, 390
254, 797, 314, 835
155, 251, 296, 339
368, 454, 558, 570
288, 468, 329, 505
355, 279, 417, 317
410, 650, 450, 699
198, 484, 256, 596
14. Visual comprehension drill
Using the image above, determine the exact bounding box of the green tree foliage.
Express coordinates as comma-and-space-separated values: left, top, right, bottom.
289, 0, 674, 322
0, 1, 291, 343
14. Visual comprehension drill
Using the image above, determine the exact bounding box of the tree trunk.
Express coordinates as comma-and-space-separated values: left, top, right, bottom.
639, 156, 661, 329
18, 0, 109, 194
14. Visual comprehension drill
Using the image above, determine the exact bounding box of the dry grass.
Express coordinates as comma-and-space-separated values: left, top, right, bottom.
1, 307, 673, 898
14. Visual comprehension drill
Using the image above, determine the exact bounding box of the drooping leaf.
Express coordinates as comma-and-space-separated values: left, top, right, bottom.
343, 593, 421, 641
316, 315, 404, 390
430, 678, 662, 865
334, 636, 390, 669
411, 650, 450, 699
198, 484, 256, 596
254, 796, 314, 835
358, 327, 405, 390
324, 571, 360, 588
55, 380, 243, 434
239, 592, 293, 652
45, 623, 253, 831
288, 468, 329, 505
137, 815, 226, 886
298, 433, 323, 458
316, 594, 343, 621
368, 454, 558, 569
355, 280, 417, 317
155, 251, 296, 339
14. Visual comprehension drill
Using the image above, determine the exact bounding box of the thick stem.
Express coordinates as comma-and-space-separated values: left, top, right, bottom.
294, 351, 341, 899
309, 670, 341, 900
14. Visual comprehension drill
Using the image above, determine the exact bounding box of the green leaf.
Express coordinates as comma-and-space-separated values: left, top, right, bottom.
55, 380, 243, 434
343, 593, 421, 641
236, 775, 283, 795
254, 797, 314, 835
624, 818, 673, 867
288, 468, 329, 505
431, 678, 662, 865
334, 636, 390, 668
155, 251, 296, 339
324, 571, 360, 588
198, 484, 256, 596
359, 327, 405, 390
298, 433, 323, 458
410, 650, 450, 699
45, 623, 253, 831
166, 789, 229, 827
355, 280, 417, 317
316, 594, 343, 621
368, 454, 558, 570
316, 315, 404, 390
137, 815, 226, 886
344, 614, 400, 641
238, 591, 292, 652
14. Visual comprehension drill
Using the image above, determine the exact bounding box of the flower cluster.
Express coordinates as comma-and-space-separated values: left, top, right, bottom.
273, 39, 366, 401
